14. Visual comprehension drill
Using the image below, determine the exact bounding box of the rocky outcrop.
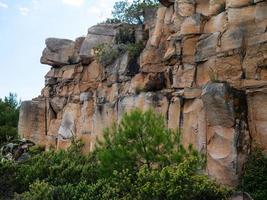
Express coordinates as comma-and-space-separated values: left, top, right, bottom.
19, 0, 267, 186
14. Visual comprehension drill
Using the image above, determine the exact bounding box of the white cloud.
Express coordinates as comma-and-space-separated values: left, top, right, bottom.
0, 1, 8, 9
19, 7, 30, 16
32, 0, 40, 10
62, 0, 85, 6
87, 0, 117, 21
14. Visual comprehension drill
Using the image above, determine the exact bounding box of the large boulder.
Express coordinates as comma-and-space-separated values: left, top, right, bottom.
79, 24, 117, 65
202, 83, 250, 185
18, 99, 47, 146
41, 38, 80, 67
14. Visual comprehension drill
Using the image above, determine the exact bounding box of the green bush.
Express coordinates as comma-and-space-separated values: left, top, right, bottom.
94, 44, 123, 67
0, 160, 17, 199
94, 42, 144, 67
111, 0, 159, 24
126, 42, 144, 58
241, 148, 267, 200
1, 110, 230, 199
96, 109, 200, 177
0, 93, 20, 146
115, 26, 136, 45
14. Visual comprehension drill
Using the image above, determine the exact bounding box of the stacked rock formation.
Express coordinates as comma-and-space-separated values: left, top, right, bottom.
18, 0, 267, 186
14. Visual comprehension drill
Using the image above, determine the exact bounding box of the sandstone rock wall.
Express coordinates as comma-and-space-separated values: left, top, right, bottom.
18, 0, 267, 186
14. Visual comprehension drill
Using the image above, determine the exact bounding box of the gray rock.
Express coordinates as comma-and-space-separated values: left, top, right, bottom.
58, 112, 75, 139
195, 32, 220, 62
79, 24, 117, 65
50, 97, 67, 113
41, 38, 80, 67
230, 192, 253, 200
202, 82, 235, 127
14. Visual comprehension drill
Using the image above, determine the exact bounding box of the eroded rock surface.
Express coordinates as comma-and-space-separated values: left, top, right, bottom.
19, 0, 267, 186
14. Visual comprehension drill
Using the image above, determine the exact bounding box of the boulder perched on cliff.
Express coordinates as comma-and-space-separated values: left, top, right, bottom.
41, 38, 80, 67
79, 24, 117, 65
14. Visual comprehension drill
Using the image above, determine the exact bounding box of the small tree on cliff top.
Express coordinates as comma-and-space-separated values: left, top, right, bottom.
108, 0, 158, 24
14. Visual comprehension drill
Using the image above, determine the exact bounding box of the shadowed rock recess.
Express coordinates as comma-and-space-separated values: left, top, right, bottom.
18, 0, 267, 186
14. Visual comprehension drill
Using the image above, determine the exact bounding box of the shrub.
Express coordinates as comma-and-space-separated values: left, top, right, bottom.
0, 93, 20, 146
94, 44, 121, 67
111, 0, 159, 24
0, 160, 17, 199
96, 109, 201, 178
241, 148, 267, 200
115, 26, 136, 45
1, 110, 230, 199
126, 42, 144, 58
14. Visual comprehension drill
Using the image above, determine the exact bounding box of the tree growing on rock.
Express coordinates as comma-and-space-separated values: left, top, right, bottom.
109, 0, 158, 24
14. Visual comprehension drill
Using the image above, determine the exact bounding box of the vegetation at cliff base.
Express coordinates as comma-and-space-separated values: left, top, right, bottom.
241, 148, 267, 200
0, 93, 20, 146
0, 110, 231, 200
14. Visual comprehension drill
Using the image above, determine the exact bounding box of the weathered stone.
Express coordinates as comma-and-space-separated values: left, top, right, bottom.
61, 65, 76, 80
182, 36, 199, 64
118, 92, 169, 119
203, 82, 249, 186
58, 103, 79, 139
50, 97, 66, 113
202, 83, 235, 127
226, 0, 252, 8
180, 14, 206, 35
243, 44, 267, 80
256, 1, 267, 22
217, 26, 244, 53
204, 12, 227, 33
183, 88, 202, 99
247, 91, 267, 153
172, 64, 195, 88
196, 54, 243, 86
168, 96, 181, 130
18, 99, 47, 145
41, 38, 80, 67
182, 98, 206, 152
150, 6, 167, 47
81, 61, 103, 83
196, 0, 210, 16
195, 32, 220, 62
228, 6, 256, 25
79, 24, 116, 65
177, 0, 195, 17
209, 0, 225, 16
140, 46, 167, 73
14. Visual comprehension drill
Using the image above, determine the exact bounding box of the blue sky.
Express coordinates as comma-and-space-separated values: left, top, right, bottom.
0, 0, 118, 100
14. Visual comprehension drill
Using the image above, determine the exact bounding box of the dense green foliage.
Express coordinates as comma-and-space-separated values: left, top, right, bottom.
1, 110, 230, 199
94, 41, 144, 67
109, 0, 158, 24
96, 110, 199, 177
0, 93, 20, 146
94, 43, 122, 67
241, 148, 267, 200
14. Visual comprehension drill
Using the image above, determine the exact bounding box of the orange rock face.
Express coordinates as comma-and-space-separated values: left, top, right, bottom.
18, 0, 267, 186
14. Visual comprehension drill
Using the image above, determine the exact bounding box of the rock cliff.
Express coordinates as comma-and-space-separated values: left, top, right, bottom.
18, 0, 267, 186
